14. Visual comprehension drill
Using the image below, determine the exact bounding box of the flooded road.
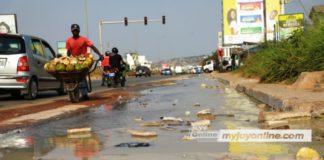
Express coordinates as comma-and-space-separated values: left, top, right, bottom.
0, 75, 322, 160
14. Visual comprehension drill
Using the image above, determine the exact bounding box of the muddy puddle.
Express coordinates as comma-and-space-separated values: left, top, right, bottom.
0, 75, 322, 160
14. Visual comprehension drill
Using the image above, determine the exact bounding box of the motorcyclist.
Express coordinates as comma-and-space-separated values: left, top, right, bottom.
108, 47, 124, 85
101, 51, 111, 86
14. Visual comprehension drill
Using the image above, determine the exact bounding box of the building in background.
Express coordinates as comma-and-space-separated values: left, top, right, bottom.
309, 5, 324, 24
126, 53, 152, 70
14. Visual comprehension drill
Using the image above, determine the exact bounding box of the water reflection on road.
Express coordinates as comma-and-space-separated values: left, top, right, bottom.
0, 75, 322, 160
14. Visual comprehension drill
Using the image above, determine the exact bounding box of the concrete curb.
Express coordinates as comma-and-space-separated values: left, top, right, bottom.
211, 72, 324, 121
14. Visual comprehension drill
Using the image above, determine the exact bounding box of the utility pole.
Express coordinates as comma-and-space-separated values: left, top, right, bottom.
98, 16, 166, 54
263, 0, 267, 43
84, 0, 89, 38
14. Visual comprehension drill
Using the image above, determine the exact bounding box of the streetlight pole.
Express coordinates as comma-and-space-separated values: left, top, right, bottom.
84, 0, 89, 38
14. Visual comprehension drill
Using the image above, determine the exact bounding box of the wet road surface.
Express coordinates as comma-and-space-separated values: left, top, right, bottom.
0, 75, 322, 160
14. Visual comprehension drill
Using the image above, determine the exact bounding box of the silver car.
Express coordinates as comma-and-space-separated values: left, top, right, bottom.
0, 34, 64, 100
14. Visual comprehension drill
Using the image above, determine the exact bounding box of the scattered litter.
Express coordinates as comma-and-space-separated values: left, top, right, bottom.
182, 135, 192, 141
160, 117, 183, 122
200, 83, 207, 88
296, 147, 321, 160
172, 99, 178, 106
134, 117, 143, 122
264, 120, 290, 129
194, 103, 200, 107
115, 142, 150, 148
140, 121, 164, 127
197, 109, 216, 120
67, 127, 91, 134
185, 111, 191, 116
191, 120, 211, 128
160, 126, 177, 131
180, 129, 190, 133
215, 114, 235, 117
128, 130, 158, 138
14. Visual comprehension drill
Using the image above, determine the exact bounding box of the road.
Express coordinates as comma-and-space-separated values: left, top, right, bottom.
0, 75, 172, 109
0, 75, 322, 159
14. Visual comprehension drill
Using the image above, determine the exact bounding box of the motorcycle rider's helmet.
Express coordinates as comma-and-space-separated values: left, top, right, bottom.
112, 47, 118, 54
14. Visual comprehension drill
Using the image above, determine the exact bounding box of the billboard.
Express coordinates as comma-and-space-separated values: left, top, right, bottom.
223, 0, 281, 45
0, 14, 18, 34
278, 13, 304, 39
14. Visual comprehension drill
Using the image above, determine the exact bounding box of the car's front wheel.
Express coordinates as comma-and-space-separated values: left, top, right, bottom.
24, 79, 38, 100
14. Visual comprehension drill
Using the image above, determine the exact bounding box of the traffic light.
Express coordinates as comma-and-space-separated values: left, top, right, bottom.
144, 16, 148, 25
124, 17, 128, 26
162, 15, 166, 25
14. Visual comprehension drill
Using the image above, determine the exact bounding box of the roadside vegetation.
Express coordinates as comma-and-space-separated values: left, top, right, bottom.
239, 22, 324, 83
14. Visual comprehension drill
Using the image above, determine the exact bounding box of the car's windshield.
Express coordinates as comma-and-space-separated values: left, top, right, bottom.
0, 36, 25, 54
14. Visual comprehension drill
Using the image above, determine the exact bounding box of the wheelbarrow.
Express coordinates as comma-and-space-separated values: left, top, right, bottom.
49, 60, 100, 103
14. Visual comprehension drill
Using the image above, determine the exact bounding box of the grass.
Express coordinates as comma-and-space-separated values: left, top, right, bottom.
239, 23, 324, 83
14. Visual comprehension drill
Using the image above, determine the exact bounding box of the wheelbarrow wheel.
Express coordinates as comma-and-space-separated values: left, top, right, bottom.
68, 89, 79, 103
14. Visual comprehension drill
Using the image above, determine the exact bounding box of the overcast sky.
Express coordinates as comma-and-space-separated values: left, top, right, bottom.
0, 0, 323, 62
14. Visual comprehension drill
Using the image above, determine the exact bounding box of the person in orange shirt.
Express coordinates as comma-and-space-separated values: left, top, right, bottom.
66, 24, 103, 100
101, 51, 110, 86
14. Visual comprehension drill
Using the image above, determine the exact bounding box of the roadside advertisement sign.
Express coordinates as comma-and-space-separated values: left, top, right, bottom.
222, 0, 280, 45
0, 14, 18, 34
278, 13, 304, 39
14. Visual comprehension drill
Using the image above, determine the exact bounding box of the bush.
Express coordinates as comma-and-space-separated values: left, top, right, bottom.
239, 23, 324, 83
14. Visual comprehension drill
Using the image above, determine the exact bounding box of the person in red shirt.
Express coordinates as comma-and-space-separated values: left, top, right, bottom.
101, 51, 111, 86
66, 24, 103, 100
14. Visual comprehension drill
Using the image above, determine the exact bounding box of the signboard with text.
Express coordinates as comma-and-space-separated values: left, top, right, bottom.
222, 0, 280, 45
278, 13, 304, 39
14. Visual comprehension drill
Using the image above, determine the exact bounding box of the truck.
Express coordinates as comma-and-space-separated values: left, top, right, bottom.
203, 60, 216, 73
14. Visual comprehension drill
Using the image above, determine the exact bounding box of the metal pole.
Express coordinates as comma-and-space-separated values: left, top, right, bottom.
263, 0, 267, 43
280, 0, 285, 14
84, 0, 89, 38
99, 20, 103, 54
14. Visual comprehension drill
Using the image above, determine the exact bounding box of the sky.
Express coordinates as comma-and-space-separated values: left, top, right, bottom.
0, 0, 323, 62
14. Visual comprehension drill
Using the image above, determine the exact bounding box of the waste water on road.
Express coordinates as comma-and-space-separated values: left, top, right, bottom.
0, 75, 322, 159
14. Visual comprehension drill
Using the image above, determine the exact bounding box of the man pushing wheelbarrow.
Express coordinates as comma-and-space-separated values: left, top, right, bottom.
65, 24, 103, 101
45, 24, 103, 102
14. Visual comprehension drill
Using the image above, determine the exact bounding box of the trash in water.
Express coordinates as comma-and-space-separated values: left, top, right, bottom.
140, 121, 164, 127
115, 142, 150, 148
185, 111, 191, 116
128, 130, 158, 138
160, 126, 177, 131
200, 83, 207, 88
172, 99, 178, 106
264, 120, 290, 129
194, 103, 200, 107
296, 147, 321, 160
160, 117, 183, 122
191, 120, 211, 129
160, 117, 184, 125
182, 135, 193, 141
67, 127, 91, 134
134, 117, 143, 122
215, 113, 235, 117
197, 109, 215, 120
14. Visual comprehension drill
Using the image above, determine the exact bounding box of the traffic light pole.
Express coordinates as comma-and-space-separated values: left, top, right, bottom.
98, 18, 164, 54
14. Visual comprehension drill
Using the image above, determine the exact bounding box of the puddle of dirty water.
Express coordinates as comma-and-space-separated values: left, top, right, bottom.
0, 75, 322, 160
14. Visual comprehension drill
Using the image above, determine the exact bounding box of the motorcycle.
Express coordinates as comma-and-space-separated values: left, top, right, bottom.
103, 65, 126, 87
